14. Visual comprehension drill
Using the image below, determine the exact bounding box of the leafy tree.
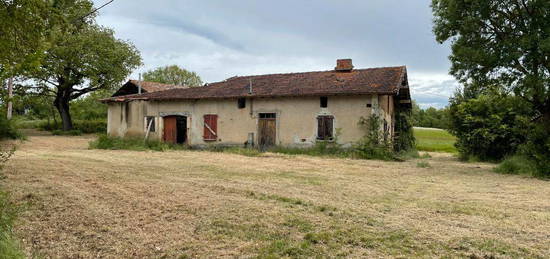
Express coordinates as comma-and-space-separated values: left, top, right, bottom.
70, 90, 113, 121
28, 0, 142, 130
0, 0, 49, 77
143, 65, 203, 87
432, 0, 550, 173
0, 78, 49, 118
432, 0, 549, 129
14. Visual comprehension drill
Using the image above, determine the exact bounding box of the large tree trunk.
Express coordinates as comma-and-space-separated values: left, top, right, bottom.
53, 95, 73, 131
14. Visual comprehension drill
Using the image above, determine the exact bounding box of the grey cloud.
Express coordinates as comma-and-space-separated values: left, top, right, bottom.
92, 0, 458, 108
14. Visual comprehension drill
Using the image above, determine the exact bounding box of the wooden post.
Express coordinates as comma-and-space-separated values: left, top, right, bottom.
7, 77, 13, 120
144, 118, 153, 140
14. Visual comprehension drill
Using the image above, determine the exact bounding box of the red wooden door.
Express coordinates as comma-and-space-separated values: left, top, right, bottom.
163, 116, 177, 144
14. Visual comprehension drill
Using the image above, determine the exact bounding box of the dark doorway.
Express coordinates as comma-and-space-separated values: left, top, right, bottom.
176, 116, 187, 144
258, 113, 276, 148
163, 115, 187, 144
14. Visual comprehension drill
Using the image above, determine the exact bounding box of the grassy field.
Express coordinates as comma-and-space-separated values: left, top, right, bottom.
414, 127, 457, 153
2, 134, 549, 258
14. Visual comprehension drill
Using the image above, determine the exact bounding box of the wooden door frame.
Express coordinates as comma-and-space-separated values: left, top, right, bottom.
162, 115, 189, 144
257, 112, 278, 147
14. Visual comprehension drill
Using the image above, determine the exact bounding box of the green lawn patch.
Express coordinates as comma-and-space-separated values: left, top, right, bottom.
0, 191, 25, 259
414, 128, 457, 153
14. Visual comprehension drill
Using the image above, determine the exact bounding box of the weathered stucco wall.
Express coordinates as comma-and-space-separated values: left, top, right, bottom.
107, 95, 395, 147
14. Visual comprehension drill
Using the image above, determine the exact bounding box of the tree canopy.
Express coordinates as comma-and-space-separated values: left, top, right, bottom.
433, 0, 550, 175
411, 102, 450, 129
432, 0, 550, 120
0, 0, 49, 77
143, 65, 203, 87
27, 0, 142, 130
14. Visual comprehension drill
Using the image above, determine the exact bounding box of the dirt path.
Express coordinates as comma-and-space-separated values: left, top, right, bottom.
2, 134, 549, 258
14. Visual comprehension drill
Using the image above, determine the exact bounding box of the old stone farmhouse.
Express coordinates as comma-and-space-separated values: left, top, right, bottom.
102, 59, 411, 148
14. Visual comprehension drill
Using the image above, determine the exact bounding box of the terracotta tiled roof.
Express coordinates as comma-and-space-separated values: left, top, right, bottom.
103, 66, 408, 102
111, 80, 188, 97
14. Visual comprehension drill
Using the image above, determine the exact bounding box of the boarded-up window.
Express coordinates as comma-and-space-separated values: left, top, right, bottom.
145, 116, 155, 132
203, 114, 218, 141
317, 116, 334, 140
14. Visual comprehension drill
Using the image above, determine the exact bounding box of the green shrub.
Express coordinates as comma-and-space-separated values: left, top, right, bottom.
494, 155, 539, 177
89, 134, 184, 152
0, 116, 23, 140
394, 106, 416, 152
353, 114, 396, 161
518, 123, 550, 177
14, 119, 45, 129
448, 91, 531, 161
52, 129, 82, 136
37, 120, 59, 131
74, 120, 107, 133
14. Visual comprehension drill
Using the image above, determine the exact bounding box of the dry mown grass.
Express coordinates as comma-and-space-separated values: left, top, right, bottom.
2, 134, 550, 258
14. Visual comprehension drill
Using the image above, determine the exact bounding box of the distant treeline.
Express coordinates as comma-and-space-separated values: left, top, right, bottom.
411, 101, 449, 129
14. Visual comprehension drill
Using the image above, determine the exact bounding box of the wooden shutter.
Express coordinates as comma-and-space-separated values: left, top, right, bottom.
317, 116, 333, 140
325, 116, 333, 139
317, 117, 325, 140
203, 114, 218, 141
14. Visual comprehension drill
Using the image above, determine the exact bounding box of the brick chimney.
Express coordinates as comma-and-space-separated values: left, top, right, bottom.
335, 59, 353, 71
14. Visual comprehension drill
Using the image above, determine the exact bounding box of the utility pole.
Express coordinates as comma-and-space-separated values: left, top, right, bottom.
7, 77, 13, 120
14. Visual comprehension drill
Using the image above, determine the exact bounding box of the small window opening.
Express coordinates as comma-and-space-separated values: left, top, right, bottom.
320, 96, 328, 108
238, 98, 246, 109
145, 116, 155, 132
259, 113, 276, 119
366, 103, 372, 108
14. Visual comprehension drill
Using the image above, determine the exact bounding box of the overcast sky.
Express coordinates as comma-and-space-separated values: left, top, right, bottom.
91, 0, 459, 108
